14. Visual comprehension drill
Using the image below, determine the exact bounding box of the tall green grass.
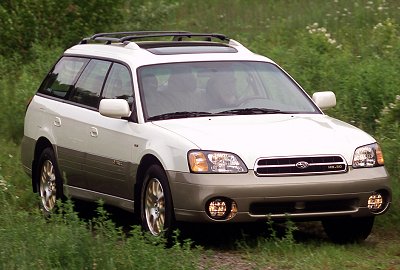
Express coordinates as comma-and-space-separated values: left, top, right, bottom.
0, 196, 201, 269
237, 219, 400, 270
0, 138, 200, 269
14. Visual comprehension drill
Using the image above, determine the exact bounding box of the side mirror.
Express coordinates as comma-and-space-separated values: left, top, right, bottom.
99, 99, 131, 118
312, 91, 336, 110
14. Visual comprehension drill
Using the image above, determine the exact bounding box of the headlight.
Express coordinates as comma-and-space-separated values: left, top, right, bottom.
352, 143, 384, 168
188, 150, 248, 173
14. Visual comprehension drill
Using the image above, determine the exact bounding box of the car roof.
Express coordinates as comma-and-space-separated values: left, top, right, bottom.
64, 31, 274, 67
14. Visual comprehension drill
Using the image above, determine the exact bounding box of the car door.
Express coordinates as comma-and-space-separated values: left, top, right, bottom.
38, 56, 90, 188
66, 58, 112, 190
85, 62, 141, 200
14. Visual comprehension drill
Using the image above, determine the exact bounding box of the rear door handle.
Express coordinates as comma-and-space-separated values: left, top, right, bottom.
53, 117, 61, 127
90, 127, 98, 137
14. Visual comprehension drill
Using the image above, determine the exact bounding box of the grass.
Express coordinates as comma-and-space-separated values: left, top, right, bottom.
236, 221, 400, 270
0, 140, 201, 269
0, 0, 399, 269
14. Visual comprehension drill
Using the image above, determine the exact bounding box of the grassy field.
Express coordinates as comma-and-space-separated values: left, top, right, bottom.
0, 0, 399, 269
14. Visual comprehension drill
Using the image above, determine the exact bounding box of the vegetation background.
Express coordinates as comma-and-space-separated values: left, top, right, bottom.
0, 0, 399, 269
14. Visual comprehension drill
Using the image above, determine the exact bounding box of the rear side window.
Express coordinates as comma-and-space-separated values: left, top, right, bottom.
70, 59, 111, 107
38, 57, 88, 99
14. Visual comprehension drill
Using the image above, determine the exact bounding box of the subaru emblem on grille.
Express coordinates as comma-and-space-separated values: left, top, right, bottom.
296, 161, 309, 169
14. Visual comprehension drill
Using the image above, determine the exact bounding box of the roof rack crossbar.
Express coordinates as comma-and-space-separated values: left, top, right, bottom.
91, 31, 191, 39
79, 31, 229, 45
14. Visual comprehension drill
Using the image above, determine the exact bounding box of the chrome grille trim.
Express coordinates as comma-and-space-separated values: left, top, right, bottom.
254, 155, 348, 176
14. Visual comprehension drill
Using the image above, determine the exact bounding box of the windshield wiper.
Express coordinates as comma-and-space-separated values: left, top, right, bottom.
148, 111, 226, 121
218, 108, 289, 115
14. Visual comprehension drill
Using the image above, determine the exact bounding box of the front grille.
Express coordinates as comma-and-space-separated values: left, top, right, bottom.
254, 155, 347, 176
249, 199, 358, 216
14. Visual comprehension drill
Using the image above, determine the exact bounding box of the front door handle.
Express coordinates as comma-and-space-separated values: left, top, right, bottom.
90, 127, 98, 137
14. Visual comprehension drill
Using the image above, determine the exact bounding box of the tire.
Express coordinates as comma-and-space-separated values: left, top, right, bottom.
322, 216, 375, 244
36, 147, 64, 215
140, 165, 174, 236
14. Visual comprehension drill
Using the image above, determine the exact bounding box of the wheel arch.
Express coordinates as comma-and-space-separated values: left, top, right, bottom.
134, 154, 171, 213
32, 137, 54, 193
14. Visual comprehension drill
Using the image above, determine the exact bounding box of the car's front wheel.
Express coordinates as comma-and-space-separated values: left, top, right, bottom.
36, 147, 64, 215
322, 216, 375, 244
140, 165, 174, 236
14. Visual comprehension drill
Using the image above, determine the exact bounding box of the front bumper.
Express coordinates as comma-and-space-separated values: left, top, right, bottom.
167, 166, 391, 222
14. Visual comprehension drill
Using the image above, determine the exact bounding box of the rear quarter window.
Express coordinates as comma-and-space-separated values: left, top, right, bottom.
38, 57, 88, 99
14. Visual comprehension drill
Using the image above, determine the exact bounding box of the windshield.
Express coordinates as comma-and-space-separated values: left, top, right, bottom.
138, 61, 320, 120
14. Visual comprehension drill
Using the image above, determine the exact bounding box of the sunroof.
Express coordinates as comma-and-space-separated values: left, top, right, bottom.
146, 46, 237, 55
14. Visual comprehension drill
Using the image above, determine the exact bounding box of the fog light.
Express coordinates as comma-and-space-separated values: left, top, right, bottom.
206, 198, 237, 220
368, 193, 383, 212
209, 199, 227, 218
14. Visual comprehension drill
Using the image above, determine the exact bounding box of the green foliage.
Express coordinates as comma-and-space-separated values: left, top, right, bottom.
0, 44, 63, 142
0, 0, 124, 56
0, 0, 177, 142
376, 95, 400, 176
236, 220, 400, 270
0, 138, 201, 269
0, 196, 200, 269
376, 95, 400, 225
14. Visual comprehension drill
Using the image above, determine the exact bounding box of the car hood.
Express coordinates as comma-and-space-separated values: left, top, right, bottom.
151, 114, 375, 168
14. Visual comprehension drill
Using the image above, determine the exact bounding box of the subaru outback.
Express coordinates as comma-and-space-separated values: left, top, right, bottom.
21, 31, 391, 243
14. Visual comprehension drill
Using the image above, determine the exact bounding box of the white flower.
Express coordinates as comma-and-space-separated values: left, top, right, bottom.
373, 22, 383, 30
0, 179, 8, 191
328, 38, 337, 44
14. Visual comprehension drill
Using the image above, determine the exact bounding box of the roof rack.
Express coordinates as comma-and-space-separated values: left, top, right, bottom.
79, 31, 229, 45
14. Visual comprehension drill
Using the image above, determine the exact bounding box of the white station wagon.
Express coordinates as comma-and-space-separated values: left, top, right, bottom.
21, 31, 391, 243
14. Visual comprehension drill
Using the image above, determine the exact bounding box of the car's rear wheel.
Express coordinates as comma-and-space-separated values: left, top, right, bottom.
140, 165, 174, 236
37, 147, 63, 215
322, 216, 375, 244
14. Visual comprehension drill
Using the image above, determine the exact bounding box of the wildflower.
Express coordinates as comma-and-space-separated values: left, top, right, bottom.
396, 95, 400, 101
382, 106, 389, 114
0, 178, 8, 191
328, 38, 337, 44
373, 23, 383, 30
